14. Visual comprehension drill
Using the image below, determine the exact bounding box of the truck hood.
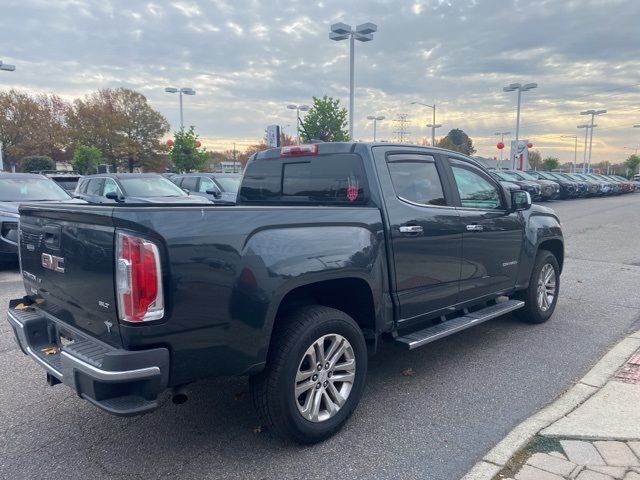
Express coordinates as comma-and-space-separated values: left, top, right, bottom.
125, 196, 210, 204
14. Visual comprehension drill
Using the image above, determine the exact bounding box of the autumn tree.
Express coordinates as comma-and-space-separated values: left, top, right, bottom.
437, 129, 476, 155
72, 145, 102, 174
542, 156, 560, 171
299, 96, 349, 142
0, 90, 69, 171
169, 127, 207, 172
67, 88, 169, 172
528, 149, 542, 170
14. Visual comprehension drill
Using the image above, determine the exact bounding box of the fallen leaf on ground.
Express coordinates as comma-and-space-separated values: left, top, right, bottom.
14, 303, 27, 310
234, 390, 249, 401
253, 426, 262, 433
402, 368, 415, 377
41, 346, 59, 355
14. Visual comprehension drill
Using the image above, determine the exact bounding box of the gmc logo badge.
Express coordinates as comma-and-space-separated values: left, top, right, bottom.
41, 253, 65, 273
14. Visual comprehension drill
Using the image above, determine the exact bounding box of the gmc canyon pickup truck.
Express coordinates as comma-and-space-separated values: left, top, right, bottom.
8, 142, 563, 443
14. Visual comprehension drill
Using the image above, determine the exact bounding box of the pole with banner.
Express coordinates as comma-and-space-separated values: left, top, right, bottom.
510, 139, 530, 171
266, 125, 281, 148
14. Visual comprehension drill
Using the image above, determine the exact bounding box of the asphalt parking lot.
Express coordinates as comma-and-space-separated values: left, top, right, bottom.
1, 195, 639, 480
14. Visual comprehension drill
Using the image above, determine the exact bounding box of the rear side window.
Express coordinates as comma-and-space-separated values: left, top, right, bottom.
386, 156, 446, 206
239, 154, 369, 205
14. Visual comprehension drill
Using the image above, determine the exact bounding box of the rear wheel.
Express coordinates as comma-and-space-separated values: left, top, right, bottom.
514, 250, 560, 324
250, 305, 367, 443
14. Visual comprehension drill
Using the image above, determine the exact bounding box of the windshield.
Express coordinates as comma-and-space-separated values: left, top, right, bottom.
118, 176, 188, 197
0, 177, 71, 201
496, 171, 521, 182
215, 176, 241, 193
513, 171, 537, 181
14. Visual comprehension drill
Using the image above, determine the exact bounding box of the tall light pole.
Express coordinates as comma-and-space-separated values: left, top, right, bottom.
165, 87, 196, 129
561, 135, 578, 173
580, 109, 606, 173
0, 60, 16, 172
287, 104, 310, 144
577, 124, 592, 173
330, 22, 377, 141
495, 131, 511, 168
411, 102, 438, 145
503, 82, 537, 168
426, 123, 442, 146
366, 115, 385, 141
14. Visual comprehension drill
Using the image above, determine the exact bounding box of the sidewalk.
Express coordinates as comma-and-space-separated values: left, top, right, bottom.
463, 329, 640, 480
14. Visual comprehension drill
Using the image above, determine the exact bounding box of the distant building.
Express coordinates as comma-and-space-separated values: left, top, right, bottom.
210, 161, 242, 173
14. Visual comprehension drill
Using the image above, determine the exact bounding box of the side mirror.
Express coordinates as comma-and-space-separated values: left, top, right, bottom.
105, 191, 124, 202
206, 189, 222, 199
183, 188, 190, 195
511, 190, 532, 211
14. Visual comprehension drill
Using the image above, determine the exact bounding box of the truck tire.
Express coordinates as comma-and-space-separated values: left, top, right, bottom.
514, 249, 560, 324
250, 305, 367, 444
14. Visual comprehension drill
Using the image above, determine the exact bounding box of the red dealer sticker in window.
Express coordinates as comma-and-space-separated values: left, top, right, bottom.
346, 174, 360, 202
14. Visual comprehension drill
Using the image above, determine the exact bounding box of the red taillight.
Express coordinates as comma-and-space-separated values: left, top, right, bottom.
116, 231, 164, 322
280, 144, 318, 157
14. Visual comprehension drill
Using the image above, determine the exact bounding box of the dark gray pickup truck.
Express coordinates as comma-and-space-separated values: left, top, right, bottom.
8, 142, 563, 443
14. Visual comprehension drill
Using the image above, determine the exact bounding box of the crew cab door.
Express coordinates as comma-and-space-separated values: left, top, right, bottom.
373, 148, 463, 323
446, 157, 524, 300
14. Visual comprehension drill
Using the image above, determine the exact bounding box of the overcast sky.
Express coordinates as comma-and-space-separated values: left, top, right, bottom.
2, 0, 640, 163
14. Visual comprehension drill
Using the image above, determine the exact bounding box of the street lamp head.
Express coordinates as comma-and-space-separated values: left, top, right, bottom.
181, 88, 196, 95
577, 124, 590, 128
522, 83, 538, 91
366, 115, 376, 120
330, 22, 352, 35
164, 87, 178, 93
503, 83, 521, 92
0, 63, 16, 72
427, 124, 442, 128
298, 105, 310, 112
596, 109, 607, 115
376, 116, 385, 121
633, 125, 640, 128
356, 22, 377, 35
354, 33, 374, 42
286, 104, 297, 110
330, 32, 350, 41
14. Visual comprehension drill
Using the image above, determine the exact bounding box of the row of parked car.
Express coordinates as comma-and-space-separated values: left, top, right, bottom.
0, 171, 241, 266
488, 169, 639, 201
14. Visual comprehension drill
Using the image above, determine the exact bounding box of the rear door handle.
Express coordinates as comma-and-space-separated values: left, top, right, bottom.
399, 225, 424, 234
466, 224, 484, 232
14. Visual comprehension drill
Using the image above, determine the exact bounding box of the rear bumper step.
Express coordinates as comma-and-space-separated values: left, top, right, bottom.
7, 299, 169, 416
395, 299, 525, 350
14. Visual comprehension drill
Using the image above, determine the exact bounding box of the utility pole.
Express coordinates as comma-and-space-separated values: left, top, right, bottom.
393, 114, 410, 143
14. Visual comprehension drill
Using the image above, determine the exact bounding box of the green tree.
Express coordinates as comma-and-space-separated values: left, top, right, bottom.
436, 129, 476, 155
169, 127, 207, 172
72, 145, 102, 174
542, 156, 560, 171
528, 149, 542, 170
299, 96, 348, 142
20, 155, 55, 172
624, 154, 640, 178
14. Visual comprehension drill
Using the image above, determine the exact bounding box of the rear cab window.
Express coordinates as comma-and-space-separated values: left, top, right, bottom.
385, 154, 446, 206
239, 153, 369, 205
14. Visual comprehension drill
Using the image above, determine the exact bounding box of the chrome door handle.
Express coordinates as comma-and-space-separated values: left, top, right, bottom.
399, 225, 423, 234
466, 224, 484, 232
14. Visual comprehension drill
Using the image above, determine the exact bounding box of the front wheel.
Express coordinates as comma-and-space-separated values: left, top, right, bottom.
250, 305, 367, 443
514, 250, 560, 324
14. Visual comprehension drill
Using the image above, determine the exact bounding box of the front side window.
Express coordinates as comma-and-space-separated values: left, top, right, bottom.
103, 178, 122, 196
198, 176, 217, 193
180, 176, 198, 192
86, 178, 104, 196
118, 176, 187, 197
0, 177, 71, 201
386, 157, 446, 206
451, 163, 502, 210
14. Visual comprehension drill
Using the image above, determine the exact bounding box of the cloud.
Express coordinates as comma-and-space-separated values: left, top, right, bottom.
1, 0, 639, 161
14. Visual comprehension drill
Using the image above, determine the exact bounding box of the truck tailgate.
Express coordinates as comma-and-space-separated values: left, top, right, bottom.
18, 204, 122, 347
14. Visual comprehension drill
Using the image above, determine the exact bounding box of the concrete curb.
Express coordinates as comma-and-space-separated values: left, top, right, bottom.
460, 329, 640, 480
